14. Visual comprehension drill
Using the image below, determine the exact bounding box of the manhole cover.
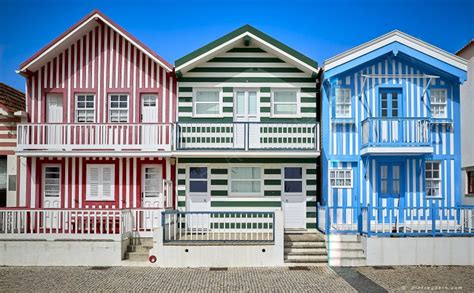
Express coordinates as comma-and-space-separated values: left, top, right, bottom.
89, 267, 112, 271
289, 266, 310, 271
209, 267, 228, 271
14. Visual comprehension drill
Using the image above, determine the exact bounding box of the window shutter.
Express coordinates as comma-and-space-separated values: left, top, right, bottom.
101, 166, 114, 200
87, 167, 100, 199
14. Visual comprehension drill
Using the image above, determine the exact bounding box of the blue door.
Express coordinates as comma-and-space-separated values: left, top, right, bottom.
379, 89, 402, 144
377, 162, 405, 224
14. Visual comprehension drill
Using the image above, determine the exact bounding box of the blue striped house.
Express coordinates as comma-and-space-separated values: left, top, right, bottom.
321, 31, 468, 231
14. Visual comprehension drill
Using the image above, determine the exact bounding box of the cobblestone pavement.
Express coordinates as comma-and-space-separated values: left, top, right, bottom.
0, 266, 472, 292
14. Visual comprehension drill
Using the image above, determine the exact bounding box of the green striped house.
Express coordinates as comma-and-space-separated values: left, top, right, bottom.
174, 25, 320, 230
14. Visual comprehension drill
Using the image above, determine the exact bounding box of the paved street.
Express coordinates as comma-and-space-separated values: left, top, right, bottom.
0, 266, 472, 292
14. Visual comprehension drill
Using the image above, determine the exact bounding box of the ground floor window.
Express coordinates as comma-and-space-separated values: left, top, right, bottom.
230, 167, 261, 196
86, 164, 115, 201
43, 166, 61, 198
284, 167, 303, 193
468, 171, 474, 194
425, 161, 441, 198
329, 168, 353, 188
189, 167, 208, 194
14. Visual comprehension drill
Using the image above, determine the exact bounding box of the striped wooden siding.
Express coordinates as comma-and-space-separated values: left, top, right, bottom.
25, 22, 176, 124
176, 158, 317, 229
23, 157, 174, 209
0, 117, 19, 155
178, 46, 317, 122
325, 54, 459, 211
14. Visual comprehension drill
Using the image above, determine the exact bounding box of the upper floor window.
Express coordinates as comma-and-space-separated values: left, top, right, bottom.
272, 90, 299, 117
193, 89, 221, 117
335, 88, 351, 118
329, 168, 353, 188
431, 89, 447, 118
75, 94, 95, 123
425, 161, 441, 198
109, 94, 128, 123
467, 171, 474, 194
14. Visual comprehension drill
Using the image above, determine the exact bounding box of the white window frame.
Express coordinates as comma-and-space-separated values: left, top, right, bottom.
234, 88, 260, 121
282, 166, 305, 194
335, 88, 352, 118
329, 168, 353, 189
192, 88, 223, 118
188, 166, 209, 195
229, 166, 263, 197
271, 89, 301, 118
425, 161, 442, 198
42, 164, 61, 198
108, 94, 129, 123
86, 164, 115, 201
430, 89, 448, 119
75, 94, 96, 123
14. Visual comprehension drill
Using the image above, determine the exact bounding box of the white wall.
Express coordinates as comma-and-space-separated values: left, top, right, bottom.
362, 236, 474, 266
459, 45, 474, 204
0, 239, 128, 266
151, 210, 285, 267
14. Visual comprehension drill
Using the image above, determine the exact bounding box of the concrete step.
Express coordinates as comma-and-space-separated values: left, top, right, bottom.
326, 234, 360, 242
328, 249, 365, 258
326, 241, 363, 250
284, 254, 328, 262
285, 241, 326, 248
284, 233, 325, 242
284, 247, 327, 256
285, 262, 328, 267
125, 251, 149, 262
328, 257, 366, 267
127, 245, 153, 253
129, 238, 153, 246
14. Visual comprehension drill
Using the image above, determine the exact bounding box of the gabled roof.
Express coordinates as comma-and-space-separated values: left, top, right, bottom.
175, 25, 318, 74
18, 9, 173, 74
0, 83, 25, 115
324, 30, 468, 74
456, 39, 474, 56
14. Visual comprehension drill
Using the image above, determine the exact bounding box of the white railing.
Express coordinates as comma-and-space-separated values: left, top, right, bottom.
162, 211, 275, 243
17, 123, 173, 151
177, 122, 320, 151
0, 209, 125, 240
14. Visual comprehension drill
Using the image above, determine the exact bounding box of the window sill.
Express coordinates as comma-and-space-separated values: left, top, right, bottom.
331, 118, 355, 124
270, 115, 302, 119
425, 196, 443, 200
192, 115, 225, 119
85, 199, 116, 202
465, 194, 474, 197
228, 194, 265, 198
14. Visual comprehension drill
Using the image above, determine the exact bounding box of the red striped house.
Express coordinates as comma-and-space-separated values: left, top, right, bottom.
16, 10, 177, 211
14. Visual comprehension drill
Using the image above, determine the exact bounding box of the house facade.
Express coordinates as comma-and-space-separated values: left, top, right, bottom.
0, 83, 25, 207
174, 25, 320, 231
456, 40, 474, 205
16, 10, 176, 212
321, 31, 468, 231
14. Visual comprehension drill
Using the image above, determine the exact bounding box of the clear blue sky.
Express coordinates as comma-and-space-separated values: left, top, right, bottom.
1, 0, 473, 91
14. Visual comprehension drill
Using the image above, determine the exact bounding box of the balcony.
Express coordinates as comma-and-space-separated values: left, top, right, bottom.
176, 122, 320, 152
361, 117, 433, 155
17, 123, 173, 154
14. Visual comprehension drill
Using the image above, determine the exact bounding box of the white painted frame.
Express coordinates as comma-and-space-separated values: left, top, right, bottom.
42, 164, 62, 200
108, 94, 129, 123
187, 166, 210, 196
281, 166, 306, 195
430, 88, 448, 119
335, 88, 352, 118
270, 88, 301, 118
86, 164, 115, 201
234, 88, 260, 122
329, 168, 353, 189
228, 166, 264, 197
192, 88, 223, 118
75, 93, 96, 123
141, 164, 163, 198
425, 161, 442, 199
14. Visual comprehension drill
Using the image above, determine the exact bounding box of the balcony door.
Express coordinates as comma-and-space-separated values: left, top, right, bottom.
46, 94, 63, 146
141, 95, 158, 147
234, 90, 259, 149
379, 88, 402, 143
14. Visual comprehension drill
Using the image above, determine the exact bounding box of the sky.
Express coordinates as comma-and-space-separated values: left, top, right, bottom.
1, 0, 473, 91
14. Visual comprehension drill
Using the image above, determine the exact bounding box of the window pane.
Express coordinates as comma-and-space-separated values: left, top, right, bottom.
284, 167, 302, 179
236, 92, 245, 115
190, 181, 207, 193
285, 181, 302, 193
248, 92, 257, 115
275, 104, 297, 115
231, 167, 261, 180
190, 167, 207, 179
274, 91, 296, 103
231, 181, 260, 193
196, 91, 219, 102
196, 103, 219, 115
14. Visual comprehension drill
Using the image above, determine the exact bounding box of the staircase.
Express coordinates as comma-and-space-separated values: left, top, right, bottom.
124, 237, 153, 262
284, 230, 328, 266
326, 234, 366, 266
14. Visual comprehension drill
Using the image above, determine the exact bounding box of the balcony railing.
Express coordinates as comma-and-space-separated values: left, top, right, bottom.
17, 123, 173, 151
361, 117, 431, 148
176, 122, 320, 151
